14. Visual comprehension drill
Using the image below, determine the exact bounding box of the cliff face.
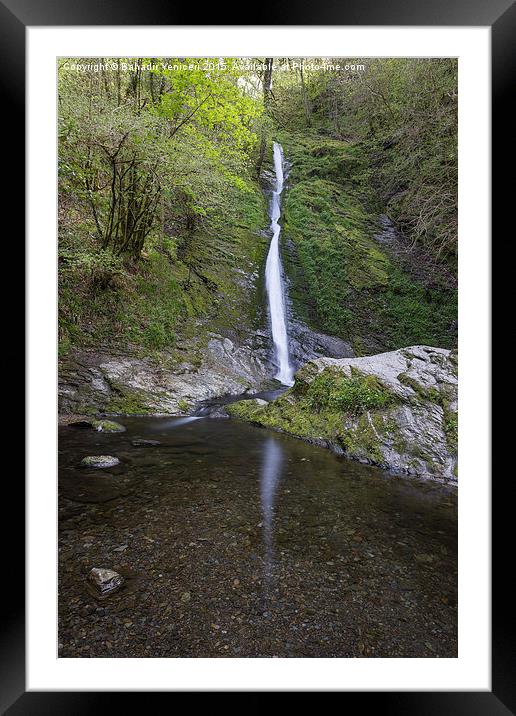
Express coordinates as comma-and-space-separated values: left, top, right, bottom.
227, 345, 458, 481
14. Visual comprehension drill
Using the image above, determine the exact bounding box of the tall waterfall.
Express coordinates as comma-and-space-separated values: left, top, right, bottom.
265, 142, 294, 386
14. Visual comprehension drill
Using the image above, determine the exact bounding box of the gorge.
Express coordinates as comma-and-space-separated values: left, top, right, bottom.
58, 57, 458, 658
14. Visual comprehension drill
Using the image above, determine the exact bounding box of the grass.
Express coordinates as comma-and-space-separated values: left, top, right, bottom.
305, 368, 394, 414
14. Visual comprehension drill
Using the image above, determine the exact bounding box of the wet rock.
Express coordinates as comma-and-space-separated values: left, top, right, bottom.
80, 455, 120, 468
289, 319, 355, 365
93, 419, 126, 433
88, 568, 124, 595
206, 405, 230, 419
59, 336, 274, 416
67, 418, 125, 432
68, 419, 96, 429
131, 439, 161, 447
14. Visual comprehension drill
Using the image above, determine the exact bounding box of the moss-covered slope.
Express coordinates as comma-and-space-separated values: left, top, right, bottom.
59, 180, 268, 361
278, 132, 457, 355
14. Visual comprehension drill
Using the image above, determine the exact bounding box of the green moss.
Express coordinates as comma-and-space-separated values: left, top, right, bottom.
91, 419, 126, 432
398, 373, 450, 408
443, 409, 458, 454
75, 404, 99, 416
177, 399, 189, 412
306, 368, 394, 414
105, 390, 156, 415
276, 131, 457, 352
227, 370, 398, 466
398, 373, 442, 405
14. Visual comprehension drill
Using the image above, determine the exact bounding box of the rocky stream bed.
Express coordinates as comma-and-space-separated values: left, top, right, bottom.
59, 415, 457, 658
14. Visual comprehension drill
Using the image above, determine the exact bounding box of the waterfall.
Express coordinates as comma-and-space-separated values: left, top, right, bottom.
265, 142, 294, 386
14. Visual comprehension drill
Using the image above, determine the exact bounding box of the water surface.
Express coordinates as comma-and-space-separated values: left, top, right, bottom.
59, 416, 457, 657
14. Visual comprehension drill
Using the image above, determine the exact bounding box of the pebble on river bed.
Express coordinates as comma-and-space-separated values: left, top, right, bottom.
80, 455, 120, 468
88, 568, 124, 596
131, 439, 161, 447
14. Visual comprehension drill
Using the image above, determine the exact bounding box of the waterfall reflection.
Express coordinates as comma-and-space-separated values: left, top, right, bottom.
150, 416, 202, 431
260, 436, 284, 588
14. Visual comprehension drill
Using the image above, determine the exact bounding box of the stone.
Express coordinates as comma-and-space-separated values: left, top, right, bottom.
80, 455, 120, 468
289, 319, 355, 364
93, 420, 126, 433
68, 419, 96, 429
88, 568, 124, 595
228, 345, 458, 481
67, 418, 125, 432
131, 439, 161, 447
206, 405, 230, 419
58, 335, 274, 416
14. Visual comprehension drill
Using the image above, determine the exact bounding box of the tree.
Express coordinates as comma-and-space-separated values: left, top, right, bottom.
58, 57, 262, 258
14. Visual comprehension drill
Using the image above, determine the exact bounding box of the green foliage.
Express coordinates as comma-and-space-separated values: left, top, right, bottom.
274, 58, 457, 268
58, 170, 267, 355
59, 247, 125, 290
58, 57, 262, 258
306, 369, 394, 414
58, 57, 269, 357
378, 266, 457, 349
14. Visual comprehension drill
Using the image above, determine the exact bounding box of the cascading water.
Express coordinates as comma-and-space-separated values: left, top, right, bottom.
265, 142, 294, 386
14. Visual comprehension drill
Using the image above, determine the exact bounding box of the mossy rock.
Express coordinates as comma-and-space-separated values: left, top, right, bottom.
80, 455, 120, 468
228, 347, 458, 480
92, 419, 126, 433
68, 418, 126, 432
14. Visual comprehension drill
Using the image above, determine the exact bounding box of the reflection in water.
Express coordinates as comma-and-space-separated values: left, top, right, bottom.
59, 416, 458, 657
260, 437, 284, 588
150, 416, 202, 430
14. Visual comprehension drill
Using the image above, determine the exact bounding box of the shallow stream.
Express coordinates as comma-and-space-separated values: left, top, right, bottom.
58, 416, 457, 658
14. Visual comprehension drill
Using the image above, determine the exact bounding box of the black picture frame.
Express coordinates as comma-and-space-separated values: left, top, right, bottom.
4, 0, 508, 709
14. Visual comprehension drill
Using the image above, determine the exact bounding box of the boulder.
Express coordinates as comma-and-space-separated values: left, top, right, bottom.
67, 418, 125, 432
227, 346, 458, 481
80, 455, 120, 468
93, 419, 126, 433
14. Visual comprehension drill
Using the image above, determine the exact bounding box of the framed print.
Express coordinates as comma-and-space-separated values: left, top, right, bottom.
3, 0, 510, 709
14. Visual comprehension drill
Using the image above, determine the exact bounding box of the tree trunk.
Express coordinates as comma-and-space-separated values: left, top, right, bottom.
299, 62, 312, 127
256, 58, 274, 177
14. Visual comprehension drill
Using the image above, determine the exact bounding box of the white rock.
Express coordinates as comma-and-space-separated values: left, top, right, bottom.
88, 568, 124, 595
